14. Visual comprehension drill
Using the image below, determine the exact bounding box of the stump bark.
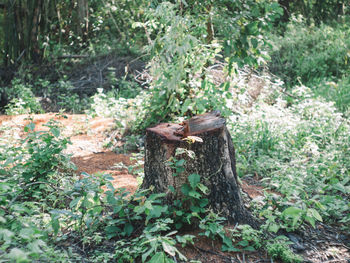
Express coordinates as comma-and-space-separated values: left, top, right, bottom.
142, 111, 257, 226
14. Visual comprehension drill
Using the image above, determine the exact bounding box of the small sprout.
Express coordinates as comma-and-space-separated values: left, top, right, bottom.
182, 136, 203, 144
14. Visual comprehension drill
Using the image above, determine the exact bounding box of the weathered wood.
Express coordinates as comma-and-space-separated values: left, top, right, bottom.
143, 111, 258, 226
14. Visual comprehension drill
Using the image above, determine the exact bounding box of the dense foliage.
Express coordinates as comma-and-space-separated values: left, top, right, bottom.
0, 0, 349, 262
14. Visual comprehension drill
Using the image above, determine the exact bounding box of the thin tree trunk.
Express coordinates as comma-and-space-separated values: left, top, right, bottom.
77, 0, 88, 42
30, 0, 42, 62
3, 2, 10, 65
206, 5, 213, 44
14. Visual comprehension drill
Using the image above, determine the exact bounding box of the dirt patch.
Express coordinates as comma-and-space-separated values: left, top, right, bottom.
72, 151, 138, 193
0, 113, 138, 193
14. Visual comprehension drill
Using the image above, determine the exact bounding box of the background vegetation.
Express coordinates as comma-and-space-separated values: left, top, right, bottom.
0, 0, 349, 262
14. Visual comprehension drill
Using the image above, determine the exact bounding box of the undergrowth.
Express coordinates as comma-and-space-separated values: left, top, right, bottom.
0, 116, 306, 262
268, 17, 350, 113
230, 85, 350, 232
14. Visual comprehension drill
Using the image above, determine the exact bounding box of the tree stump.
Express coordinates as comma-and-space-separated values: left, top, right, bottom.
142, 111, 257, 226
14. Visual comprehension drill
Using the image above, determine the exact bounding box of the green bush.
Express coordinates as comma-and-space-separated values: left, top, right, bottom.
4, 78, 43, 115
316, 77, 350, 114
268, 18, 350, 89
230, 86, 350, 230
0, 120, 76, 262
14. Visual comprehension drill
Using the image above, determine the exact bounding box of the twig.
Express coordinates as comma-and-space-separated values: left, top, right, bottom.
16, 49, 26, 63
57, 55, 89, 59
329, 242, 350, 250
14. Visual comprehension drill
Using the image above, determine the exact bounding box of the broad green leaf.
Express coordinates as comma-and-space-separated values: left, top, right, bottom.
251, 38, 258, 49
50, 127, 60, 137
238, 240, 249, 247
51, 216, 60, 236
308, 208, 322, 222
162, 241, 176, 257
197, 183, 208, 194
149, 205, 167, 218
69, 196, 82, 209
181, 184, 191, 195
244, 246, 256, 252
305, 216, 316, 228
181, 98, 192, 115
268, 223, 280, 233
282, 207, 303, 216
188, 190, 201, 199
292, 214, 301, 227
24, 122, 35, 132
168, 186, 175, 193
123, 223, 134, 236
175, 159, 186, 167
190, 205, 201, 213
105, 225, 120, 234
188, 174, 200, 189
148, 252, 166, 263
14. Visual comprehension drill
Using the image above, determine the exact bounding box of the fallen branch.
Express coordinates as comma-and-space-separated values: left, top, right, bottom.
57, 55, 89, 59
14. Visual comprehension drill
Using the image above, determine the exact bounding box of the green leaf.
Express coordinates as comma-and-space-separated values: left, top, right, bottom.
188, 174, 200, 189
268, 223, 280, 233
149, 205, 168, 218
7, 248, 28, 262
244, 246, 256, 252
168, 185, 175, 193
251, 38, 258, 49
188, 190, 201, 199
148, 252, 166, 263
176, 159, 186, 167
51, 216, 60, 236
222, 237, 240, 252
27, 239, 46, 253
292, 214, 301, 227
305, 216, 316, 228
69, 196, 82, 209
19, 228, 34, 240
181, 98, 192, 115
282, 207, 303, 216
123, 223, 134, 236
197, 183, 208, 194
181, 184, 191, 195
308, 208, 322, 222
162, 241, 176, 257
238, 240, 249, 247
105, 226, 121, 235
50, 127, 60, 137
190, 205, 201, 213
24, 122, 35, 132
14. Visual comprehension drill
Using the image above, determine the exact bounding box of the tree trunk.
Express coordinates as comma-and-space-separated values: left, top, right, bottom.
278, 0, 291, 23
77, 0, 89, 43
142, 111, 258, 226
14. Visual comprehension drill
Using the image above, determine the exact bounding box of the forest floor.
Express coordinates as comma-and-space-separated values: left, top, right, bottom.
1, 113, 349, 263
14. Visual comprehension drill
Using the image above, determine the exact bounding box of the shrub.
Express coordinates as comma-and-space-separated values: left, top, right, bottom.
4, 78, 43, 115
268, 18, 350, 89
